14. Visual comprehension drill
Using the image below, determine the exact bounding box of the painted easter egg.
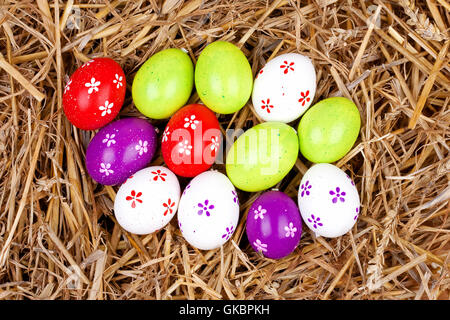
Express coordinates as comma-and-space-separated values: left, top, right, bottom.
114, 166, 180, 234
161, 104, 221, 177
132, 48, 194, 119
252, 53, 316, 123
246, 191, 302, 259
195, 41, 253, 114
226, 122, 298, 192
298, 163, 360, 238
177, 171, 240, 250
85, 118, 157, 185
298, 97, 361, 163
63, 57, 126, 130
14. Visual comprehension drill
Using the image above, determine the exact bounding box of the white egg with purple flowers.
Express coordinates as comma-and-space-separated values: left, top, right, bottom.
114, 166, 180, 235
298, 163, 360, 238
252, 53, 316, 123
178, 171, 240, 250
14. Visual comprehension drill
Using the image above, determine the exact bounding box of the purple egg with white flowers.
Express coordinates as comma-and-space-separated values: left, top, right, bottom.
86, 117, 157, 185
246, 190, 302, 259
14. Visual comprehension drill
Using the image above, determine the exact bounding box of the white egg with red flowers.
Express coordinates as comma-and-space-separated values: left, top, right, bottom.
252, 53, 316, 123
177, 171, 240, 250
114, 166, 180, 235
298, 163, 360, 238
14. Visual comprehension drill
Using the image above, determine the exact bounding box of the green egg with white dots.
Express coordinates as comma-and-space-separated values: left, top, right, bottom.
226, 122, 299, 192
195, 41, 253, 114
298, 97, 361, 163
132, 48, 194, 119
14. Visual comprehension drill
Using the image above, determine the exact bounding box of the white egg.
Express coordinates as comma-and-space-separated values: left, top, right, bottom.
114, 166, 180, 235
252, 53, 316, 123
178, 170, 240, 250
298, 163, 360, 238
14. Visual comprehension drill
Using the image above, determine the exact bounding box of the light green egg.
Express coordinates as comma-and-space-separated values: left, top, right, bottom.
226, 122, 299, 192
132, 48, 194, 119
298, 97, 361, 163
195, 41, 253, 114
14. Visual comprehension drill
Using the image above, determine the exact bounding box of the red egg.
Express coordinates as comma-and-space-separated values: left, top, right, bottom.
161, 104, 221, 177
63, 58, 126, 130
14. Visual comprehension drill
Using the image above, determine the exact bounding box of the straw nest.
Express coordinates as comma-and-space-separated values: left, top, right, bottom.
0, 0, 449, 300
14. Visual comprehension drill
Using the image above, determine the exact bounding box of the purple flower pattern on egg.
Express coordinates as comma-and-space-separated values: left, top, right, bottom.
197, 200, 214, 216
329, 187, 346, 203
346, 173, 355, 186
354, 207, 359, 220
308, 214, 323, 229
221, 225, 234, 240
300, 180, 312, 197
183, 184, 191, 196
232, 190, 239, 205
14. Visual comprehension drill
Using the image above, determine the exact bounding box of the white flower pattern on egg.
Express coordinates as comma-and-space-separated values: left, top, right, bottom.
184, 115, 199, 130
254, 205, 266, 220
210, 136, 219, 152
162, 127, 170, 142
85, 77, 101, 94
135, 140, 148, 156
99, 163, 114, 176
113, 74, 123, 89
178, 140, 192, 156
64, 79, 72, 94
102, 133, 116, 147
99, 101, 114, 117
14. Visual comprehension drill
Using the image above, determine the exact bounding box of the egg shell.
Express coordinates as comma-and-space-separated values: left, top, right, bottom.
298, 97, 361, 163
252, 53, 316, 123
63, 58, 126, 130
298, 163, 360, 238
177, 171, 240, 250
195, 41, 253, 114
132, 48, 194, 119
114, 166, 180, 235
246, 191, 302, 259
161, 104, 221, 177
86, 118, 157, 185
226, 122, 299, 192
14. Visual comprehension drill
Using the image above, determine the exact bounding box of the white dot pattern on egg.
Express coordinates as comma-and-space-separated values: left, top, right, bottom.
252, 53, 316, 123
298, 163, 360, 238
114, 166, 180, 235
177, 171, 240, 250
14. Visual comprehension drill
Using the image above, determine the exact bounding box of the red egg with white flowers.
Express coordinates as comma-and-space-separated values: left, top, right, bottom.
63, 58, 126, 130
161, 104, 221, 177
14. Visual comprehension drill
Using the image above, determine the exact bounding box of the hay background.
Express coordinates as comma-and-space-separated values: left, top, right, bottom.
0, 0, 449, 300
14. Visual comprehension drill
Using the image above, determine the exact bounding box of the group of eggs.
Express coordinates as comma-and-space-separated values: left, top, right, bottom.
63, 41, 361, 259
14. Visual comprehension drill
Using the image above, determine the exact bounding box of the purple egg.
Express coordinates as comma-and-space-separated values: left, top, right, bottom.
86, 118, 157, 185
246, 191, 302, 259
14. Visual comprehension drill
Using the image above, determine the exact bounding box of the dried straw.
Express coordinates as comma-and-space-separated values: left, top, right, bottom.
0, 0, 449, 300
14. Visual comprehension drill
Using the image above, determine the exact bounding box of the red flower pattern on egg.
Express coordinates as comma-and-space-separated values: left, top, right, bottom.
298, 90, 311, 106
261, 99, 274, 113
280, 61, 295, 74
126, 190, 142, 208
163, 198, 175, 216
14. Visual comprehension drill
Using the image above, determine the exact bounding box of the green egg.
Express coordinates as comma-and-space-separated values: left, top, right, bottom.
226, 122, 299, 192
298, 97, 361, 163
195, 41, 253, 114
132, 48, 194, 119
